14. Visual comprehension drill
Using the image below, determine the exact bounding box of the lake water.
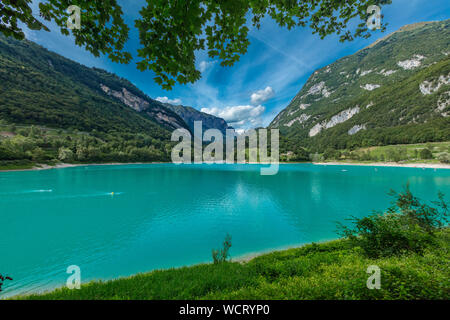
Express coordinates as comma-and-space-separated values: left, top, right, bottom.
0, 163, 449, 297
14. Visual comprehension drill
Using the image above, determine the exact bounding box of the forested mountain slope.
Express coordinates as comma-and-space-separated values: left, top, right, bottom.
0, 34, 191, 138
271, 20, 450, 152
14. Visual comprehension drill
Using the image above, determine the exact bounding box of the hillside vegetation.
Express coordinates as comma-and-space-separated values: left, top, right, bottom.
0, 123, 171, 169
272, 20, 450, 153
0, 34, 233, 166
0, 35, 188, 135
282, 141, 450, 164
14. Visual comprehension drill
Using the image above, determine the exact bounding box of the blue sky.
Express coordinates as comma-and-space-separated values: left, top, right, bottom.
23, 0, 450, 130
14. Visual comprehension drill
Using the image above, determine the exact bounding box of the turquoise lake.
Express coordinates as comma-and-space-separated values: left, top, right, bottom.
0, 163, 449, 297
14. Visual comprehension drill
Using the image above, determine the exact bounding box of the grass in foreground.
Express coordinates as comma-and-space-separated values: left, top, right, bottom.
17, 229, 449, 300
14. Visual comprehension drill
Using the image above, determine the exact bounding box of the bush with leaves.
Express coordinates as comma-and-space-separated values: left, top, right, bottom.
438, 152, 450, 164
420, 148, 433, 160
291, 147, 310, 162
338, 184, 448, 258
323, 148, 341, 160
212, 234, 232, 264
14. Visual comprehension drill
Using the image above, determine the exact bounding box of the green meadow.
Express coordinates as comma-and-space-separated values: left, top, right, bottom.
18, 230, 449, 300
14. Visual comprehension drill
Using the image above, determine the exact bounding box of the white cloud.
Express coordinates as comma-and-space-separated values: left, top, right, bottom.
250, 86, 275, 105
156, 97, 182, 105
198, 60, 216, 73
199, 61, 208, 73
201, 105, 265, 129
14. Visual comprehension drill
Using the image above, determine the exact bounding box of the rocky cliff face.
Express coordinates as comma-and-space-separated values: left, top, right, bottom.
99, 83, 231, 132
163, 104, 231, 133
308, 106, 360, 137
99, 84, 187, 130
0, 33, 182, 138
270, 20, 450, 150
100, 85, 149, 112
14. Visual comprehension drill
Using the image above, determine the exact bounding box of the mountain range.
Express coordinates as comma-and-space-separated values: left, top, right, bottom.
0, 34, 230, 140
1, 20, 449, 159
271, 20, 450, 152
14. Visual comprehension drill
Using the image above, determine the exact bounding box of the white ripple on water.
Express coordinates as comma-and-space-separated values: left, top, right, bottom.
0, 190, 124, 201
0, 189, 53, 195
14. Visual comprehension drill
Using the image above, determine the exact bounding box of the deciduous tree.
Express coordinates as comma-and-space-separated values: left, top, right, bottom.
1, 0, 391, 89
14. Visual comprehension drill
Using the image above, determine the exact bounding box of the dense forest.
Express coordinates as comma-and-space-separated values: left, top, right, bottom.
0, 123, 172, 169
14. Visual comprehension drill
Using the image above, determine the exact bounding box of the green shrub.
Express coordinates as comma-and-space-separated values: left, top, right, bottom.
323, 148, 340, 160
291, 147, 310, 161
338, 185, 448, 258
58, 147, 74, 162
212, 234, 232, 264
360, 151, 372, 161
420, 148, 433, 160
438, 152, 450, 164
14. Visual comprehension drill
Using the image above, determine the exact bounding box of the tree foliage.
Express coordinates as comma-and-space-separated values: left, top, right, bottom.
419, 148, 433, 160
338, 184, 448, 258
0, 126, 172, 166
1, 0, 391, 89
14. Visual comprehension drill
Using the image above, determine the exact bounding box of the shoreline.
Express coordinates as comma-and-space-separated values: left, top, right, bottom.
7, 239, 335, 299
1, 161, 450, 172
0, 162, 165, 172
314, 161, 450, 169
232, 238, 336, 263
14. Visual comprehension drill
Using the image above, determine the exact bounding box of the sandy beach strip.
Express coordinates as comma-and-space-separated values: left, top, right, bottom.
314, 162, 450, 169
0, 162, 166, 172
1, 161, 449, 172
